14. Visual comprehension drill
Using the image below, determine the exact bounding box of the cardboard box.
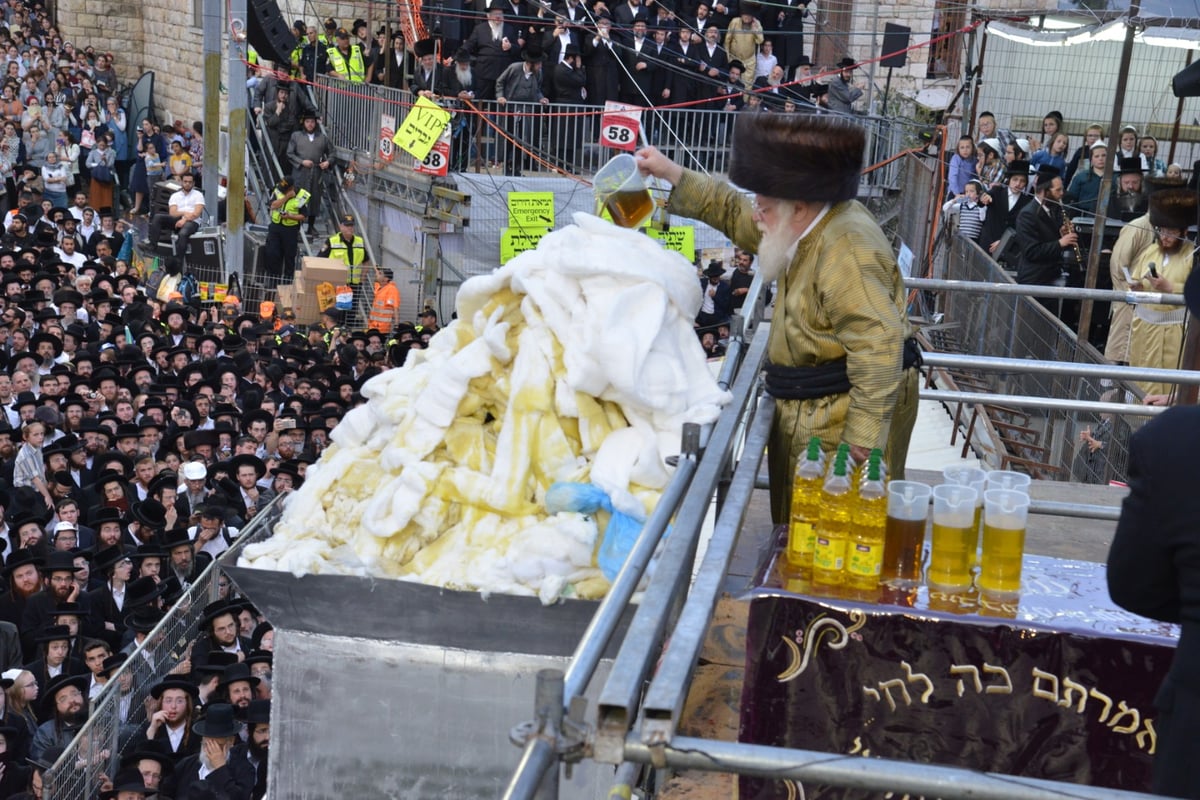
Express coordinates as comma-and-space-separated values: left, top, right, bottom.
278, 282, 322, 326
301, 256, 349, 287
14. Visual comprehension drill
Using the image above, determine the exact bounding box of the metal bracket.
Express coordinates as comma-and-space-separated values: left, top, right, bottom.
508, 679, 591, 769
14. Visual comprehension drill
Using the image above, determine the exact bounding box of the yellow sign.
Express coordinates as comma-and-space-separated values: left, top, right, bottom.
507, 192, 555, 229
500, 227, 549, 264
646, 225, 696, 263
393, 96, 452, 161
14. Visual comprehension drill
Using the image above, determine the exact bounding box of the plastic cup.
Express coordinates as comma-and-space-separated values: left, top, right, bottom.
881, 481, 931, 585
929, 485, 978, 592
979, 489, 1031, 599
943, 466, 987, 567
594, 153, 654, 228
986, 470, 1031, 495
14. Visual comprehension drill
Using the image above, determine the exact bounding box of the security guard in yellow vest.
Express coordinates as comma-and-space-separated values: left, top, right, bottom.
326, 29, 366, 83
263, 179, 310, 278
319, 214, 369, 284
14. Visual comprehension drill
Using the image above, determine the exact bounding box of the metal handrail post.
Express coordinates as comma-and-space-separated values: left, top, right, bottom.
906, 276, 1185, 307
621, 735, 1165, 800
640, 393, 775, 741
593, 325, 771, 759
922, 352, 1200, 386
920, 389, 1164, 416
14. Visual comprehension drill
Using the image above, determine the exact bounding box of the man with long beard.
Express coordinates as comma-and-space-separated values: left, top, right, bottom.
166, 702, 259, 799
1127, 187, 1198, 398
636, 114, 918, 523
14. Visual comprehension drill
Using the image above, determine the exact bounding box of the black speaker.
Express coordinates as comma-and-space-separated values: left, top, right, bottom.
247, 0, 298, 66
1173, 59, 1200, 98
880, 23, 910, 69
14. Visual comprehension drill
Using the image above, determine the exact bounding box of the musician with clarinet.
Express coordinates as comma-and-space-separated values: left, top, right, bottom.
1015, 164, 1078, 318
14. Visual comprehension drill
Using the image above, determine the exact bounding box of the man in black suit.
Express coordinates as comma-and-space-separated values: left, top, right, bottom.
466, 2, 523, 100
620, 19, 657, 104
585, 14, 622, 105
977, 159, 1031, 261
613, 0, 651, 43
409, 38, 446, 98
543, 14, 581, 102
1015, 165, 1074, 288
165, 703, 257, 800
1109, 396, 1200, 799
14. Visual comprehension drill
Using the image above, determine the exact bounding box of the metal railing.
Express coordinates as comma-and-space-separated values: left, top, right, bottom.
923, 235, 1148, 484
43, 497, 285, 798
312, 75, 911, 187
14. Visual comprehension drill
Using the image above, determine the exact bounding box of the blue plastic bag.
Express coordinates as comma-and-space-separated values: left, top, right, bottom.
546, 482, 645, 581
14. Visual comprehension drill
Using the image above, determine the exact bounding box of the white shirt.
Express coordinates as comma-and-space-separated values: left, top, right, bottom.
54, 248, 86, 268
169, 188, 205, 217
167, 721, 186, 751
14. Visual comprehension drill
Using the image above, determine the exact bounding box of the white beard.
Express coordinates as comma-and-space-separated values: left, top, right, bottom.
755, 208, 797, 285
455, 65, 472, 87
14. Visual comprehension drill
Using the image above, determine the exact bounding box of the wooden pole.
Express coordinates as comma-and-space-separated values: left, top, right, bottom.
966, 24, 987, 137
1076, 0, 1140, 351
1169, 49, 1193, 167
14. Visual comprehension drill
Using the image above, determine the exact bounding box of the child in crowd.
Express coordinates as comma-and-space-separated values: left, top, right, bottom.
1167, 163, 1184, 180
943, 179, 986, 242
947, 135, 976, 198
1031, 132, 1069, 176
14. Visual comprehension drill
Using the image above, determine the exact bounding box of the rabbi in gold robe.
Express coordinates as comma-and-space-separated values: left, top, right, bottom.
637, 115, 919, 522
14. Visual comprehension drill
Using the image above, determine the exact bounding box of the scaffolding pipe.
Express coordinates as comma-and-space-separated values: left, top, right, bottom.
641, 394, 775, 738
594, 325, 771, 753
905, 277, 1184, 306
621, 736, 1165, 800
922, 352, 1200, 386
920, 389, 1163, 416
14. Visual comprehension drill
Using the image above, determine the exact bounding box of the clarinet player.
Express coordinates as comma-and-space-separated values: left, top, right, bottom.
1015, 163, 1079, 322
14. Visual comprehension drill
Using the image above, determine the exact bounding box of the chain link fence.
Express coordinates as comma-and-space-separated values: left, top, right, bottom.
935, 235, 1156, 484
43, 497, 285, 799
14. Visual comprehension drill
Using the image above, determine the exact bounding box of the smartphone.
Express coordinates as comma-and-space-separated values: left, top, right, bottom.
278, 418, 297, 430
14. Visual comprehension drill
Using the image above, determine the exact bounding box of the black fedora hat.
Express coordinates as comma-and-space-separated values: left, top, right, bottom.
3, 548, 43, 575
192, 650, 240, 676
199, 598, 244, 629
192, 702, 241, 738
91, 506, 124, 527
100, 653, 127, 678
124, 575, 170, 609
132, 542, 166, 563
118, 739, 175, 778
217, 662, 261, 690
117, 743, 175, 777
124, 605, 164, 633
245, 649, 273, 668
40, 550, 83, 574
33, 624, 72, 644
132, 500, 168, 530
229, 453, 266, 479
160, 527, 193, 551
149, 676, 200, 702
271, 460, 304, 487
241, 698, 270, 726
91, 545, 130, 573
99, 767, 158, 799
49, 602, 85, 621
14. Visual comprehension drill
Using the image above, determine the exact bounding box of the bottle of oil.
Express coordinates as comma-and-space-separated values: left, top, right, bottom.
787, 438, 825, 573
846, 459, 887, 597
813, 453, 852, 588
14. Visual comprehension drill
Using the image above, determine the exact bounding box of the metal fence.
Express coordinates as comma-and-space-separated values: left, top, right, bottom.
43, 497, 285, 799
935, 235, 1153, 484
312, 75, 912, 187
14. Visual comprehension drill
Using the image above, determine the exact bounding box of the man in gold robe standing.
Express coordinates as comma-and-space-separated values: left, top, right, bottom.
636, 114, 919, 523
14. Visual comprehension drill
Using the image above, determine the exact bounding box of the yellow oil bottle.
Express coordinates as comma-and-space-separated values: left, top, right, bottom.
787, 437, 825, 574
813, 453, 852, 588
846, 458, 887, 598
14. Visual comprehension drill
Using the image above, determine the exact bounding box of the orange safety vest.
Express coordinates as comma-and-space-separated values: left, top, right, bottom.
368, 280, 401, 333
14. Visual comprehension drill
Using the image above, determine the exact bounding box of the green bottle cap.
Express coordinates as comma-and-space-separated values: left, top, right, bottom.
867, 463, 880, 481
807, 439, 821, 459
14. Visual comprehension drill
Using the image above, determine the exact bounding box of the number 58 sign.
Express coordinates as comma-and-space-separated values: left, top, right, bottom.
600, 102, 642, 152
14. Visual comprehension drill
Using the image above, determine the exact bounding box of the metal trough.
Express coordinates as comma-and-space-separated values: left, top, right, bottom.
225, 564, 634, 797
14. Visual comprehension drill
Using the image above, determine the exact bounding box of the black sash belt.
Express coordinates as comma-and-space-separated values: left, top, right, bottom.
765, 337, 923, 401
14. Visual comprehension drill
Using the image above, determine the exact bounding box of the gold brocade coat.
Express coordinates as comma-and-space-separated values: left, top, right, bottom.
669, 169, 919, 522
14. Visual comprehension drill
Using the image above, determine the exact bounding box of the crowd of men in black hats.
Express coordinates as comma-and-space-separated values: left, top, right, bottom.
0, 200, 458, 797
